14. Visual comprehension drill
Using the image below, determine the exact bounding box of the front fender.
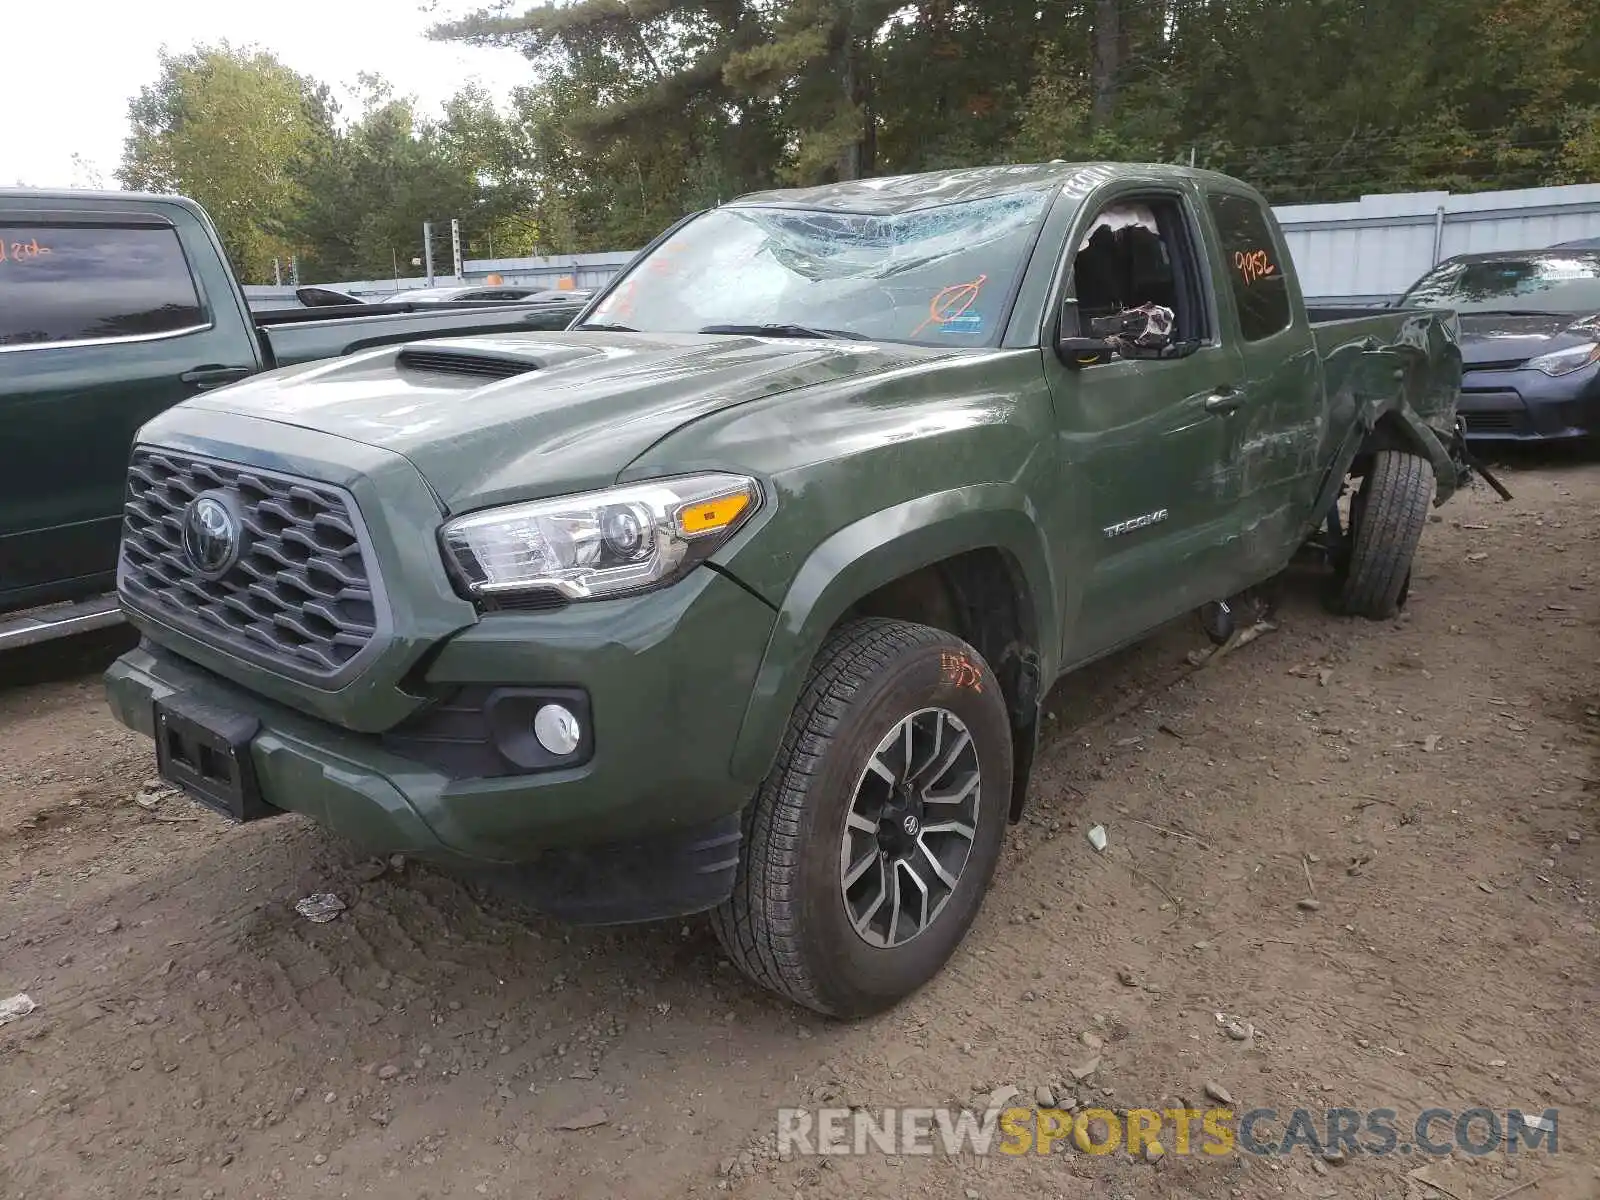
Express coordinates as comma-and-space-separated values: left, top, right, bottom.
727, 485, 1059, 784
1311, 397, 1458, 527
1382, 406, 1456, 501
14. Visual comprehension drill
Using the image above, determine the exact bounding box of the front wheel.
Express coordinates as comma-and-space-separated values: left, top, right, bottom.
710, 618, 1013, 1018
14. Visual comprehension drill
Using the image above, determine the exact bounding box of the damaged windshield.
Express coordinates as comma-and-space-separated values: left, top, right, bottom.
582, 189, 1055, 346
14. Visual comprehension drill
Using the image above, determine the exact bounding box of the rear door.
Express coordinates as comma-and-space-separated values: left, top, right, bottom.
0, 205, 261, 607
1198, 189, 1325, 584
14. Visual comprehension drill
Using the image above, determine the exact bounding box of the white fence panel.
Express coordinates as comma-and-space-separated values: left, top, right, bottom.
1277, 182, 1600, 304
244, 182, 1600, 309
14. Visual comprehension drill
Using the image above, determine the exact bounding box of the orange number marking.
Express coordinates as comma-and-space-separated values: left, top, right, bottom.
0, 238, 53, 265
1233, 249, 1276, 285
940, 652, 984, 692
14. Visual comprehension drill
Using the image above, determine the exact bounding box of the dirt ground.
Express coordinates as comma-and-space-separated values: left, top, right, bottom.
2, 456, 1595, 1200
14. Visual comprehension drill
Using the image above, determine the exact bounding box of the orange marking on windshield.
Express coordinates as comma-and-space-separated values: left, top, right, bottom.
601, 278, 639, 319
912, 274, 988, 337
645, 245, 683, 275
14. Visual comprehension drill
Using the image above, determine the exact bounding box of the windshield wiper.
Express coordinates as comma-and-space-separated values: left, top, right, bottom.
574, 321, 639, 332
698, 323, 870, 341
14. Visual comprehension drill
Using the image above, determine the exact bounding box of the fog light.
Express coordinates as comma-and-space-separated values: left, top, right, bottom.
533, 703, 582, 756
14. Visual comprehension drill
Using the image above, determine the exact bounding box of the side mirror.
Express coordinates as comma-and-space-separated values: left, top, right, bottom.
1054, 297, 1114, 367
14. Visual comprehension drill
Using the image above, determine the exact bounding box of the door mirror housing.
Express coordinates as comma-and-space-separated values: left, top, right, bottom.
1054, 297, 1115, 368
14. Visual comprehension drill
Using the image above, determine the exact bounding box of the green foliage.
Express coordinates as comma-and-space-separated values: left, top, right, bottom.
279, 78, 503, 281
120, 3, 1600, 277
118, 44, 331, 283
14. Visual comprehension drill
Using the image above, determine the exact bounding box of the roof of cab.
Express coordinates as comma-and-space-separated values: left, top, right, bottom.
0, 187, 209, 219
727, 161, 1236, 214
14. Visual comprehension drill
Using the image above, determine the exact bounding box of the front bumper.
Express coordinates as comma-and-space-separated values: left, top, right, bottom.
105, 568, 776, 872
1457, 361, 1600, 441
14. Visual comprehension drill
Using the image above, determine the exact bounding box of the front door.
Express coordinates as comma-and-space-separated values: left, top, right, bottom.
1039, 189, 1248, 664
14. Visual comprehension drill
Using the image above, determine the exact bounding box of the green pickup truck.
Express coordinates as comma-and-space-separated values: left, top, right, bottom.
104, 162, 1466, 1017
0, 188, 582, 648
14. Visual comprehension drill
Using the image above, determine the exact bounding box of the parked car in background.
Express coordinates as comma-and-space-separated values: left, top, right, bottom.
1398, 248, 1600, 442
291, 285, 365, 307
282, 285, 594, 312
392, 284, 592, 305
0, 188, 590, 649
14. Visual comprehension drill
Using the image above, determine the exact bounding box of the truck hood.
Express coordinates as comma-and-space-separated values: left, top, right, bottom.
186, 331, 959, 511
1457, 311, 1600, 368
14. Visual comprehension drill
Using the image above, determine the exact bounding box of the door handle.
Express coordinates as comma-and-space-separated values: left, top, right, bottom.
1203, 388, 1242, 416
180, 365, 253, 390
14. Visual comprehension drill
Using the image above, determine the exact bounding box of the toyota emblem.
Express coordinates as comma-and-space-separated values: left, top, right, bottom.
182, 491, 246, 579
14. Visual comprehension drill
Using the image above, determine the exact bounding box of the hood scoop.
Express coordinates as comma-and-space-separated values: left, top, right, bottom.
396, 346, 542, 382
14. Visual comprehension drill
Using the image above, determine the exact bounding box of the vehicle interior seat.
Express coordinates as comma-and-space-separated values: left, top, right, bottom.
1074, 224, 1125, 334
1118, 224, 1178, 318
1073, 214, 1182, 339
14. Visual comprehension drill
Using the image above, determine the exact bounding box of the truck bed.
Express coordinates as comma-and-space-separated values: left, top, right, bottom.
1309, 305, 1462, 435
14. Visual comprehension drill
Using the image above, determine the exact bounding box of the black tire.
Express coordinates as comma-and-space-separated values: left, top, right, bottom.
710, 618, 1013, 1018
1335, 449, 1434, 619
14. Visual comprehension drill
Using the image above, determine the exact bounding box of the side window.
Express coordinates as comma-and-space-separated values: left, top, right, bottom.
0, 222, 205, 349
1206, 193, 1291, 342
1069, 195, 1206, 359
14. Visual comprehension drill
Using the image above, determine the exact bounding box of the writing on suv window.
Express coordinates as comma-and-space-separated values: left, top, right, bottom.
1, 237, 53, 265
584, 189, 1053, 346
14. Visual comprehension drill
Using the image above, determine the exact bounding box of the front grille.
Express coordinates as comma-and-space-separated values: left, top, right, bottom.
120, 448, 381, 682
480, 589, 568, 613
1461, 410, 1523, 433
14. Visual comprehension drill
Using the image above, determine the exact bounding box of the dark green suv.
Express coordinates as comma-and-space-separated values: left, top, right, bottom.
0, 187, 580, 648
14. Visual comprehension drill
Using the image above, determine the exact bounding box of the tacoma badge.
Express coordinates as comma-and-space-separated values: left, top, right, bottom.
1103, 509, 1169, 538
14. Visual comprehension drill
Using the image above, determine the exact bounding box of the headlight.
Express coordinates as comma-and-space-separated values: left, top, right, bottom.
441, 473, 761, 602
1525, 341, 1600, 377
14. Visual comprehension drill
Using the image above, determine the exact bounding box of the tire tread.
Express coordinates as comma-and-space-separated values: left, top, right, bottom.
709, 618, 957, 1013
1337, 449, 1433, 619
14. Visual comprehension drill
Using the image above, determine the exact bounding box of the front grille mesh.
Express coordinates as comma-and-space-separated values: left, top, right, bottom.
120, 449, 379, 679
1462, 410, 1521, 433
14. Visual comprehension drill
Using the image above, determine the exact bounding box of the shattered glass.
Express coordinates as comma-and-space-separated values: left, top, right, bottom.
587, 189, 1054, 345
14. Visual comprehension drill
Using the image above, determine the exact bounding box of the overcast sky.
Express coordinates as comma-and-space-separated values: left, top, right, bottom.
2, 0, 533, 189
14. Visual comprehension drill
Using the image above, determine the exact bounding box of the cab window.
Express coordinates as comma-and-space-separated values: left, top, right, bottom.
1206, 193, 1292, 342
0, 222, 205, 348
1069, 194, 1208, 359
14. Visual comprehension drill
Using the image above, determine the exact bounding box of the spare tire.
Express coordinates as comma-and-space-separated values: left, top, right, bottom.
1335, 449, 1435, 620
